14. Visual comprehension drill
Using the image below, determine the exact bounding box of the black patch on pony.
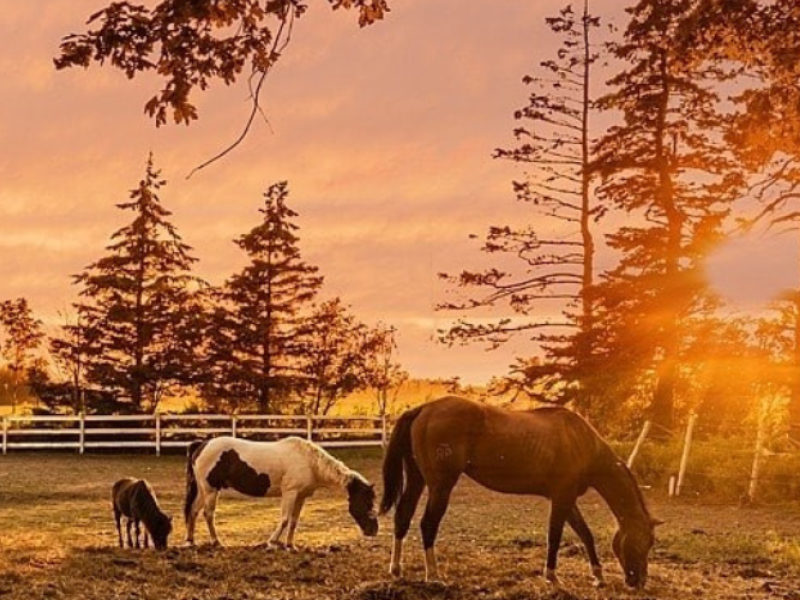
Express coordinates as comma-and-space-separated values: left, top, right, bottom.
207, 449, 271, 497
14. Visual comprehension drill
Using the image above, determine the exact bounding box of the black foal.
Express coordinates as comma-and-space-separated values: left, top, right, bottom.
112, 477, 173, 550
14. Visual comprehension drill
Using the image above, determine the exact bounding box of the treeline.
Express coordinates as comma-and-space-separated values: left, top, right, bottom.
440, 1, 800, 441
0, 157, 405, 416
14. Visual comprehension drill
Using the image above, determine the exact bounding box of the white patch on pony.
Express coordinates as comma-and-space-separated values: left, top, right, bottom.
390, 537, 403, 576
425, 548, 439, 581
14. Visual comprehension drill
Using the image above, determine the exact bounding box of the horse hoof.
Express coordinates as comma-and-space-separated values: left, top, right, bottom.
592, 577, 606, 589
425, 580, 447, 591
389, 565, 402, 578
545, 570, 561, 586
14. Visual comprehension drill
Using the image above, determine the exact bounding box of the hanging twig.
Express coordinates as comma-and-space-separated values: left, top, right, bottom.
187, 6, 296, 179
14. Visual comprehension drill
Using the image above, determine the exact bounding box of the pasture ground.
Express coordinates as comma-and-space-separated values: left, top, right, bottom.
1, 451, 800, 600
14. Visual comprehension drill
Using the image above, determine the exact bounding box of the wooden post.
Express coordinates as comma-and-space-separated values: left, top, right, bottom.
675, 413, 698, 496
668, 475, 677, 497
79, 412, 86, 455
748, 401, 768, 503
231, 415, 238, 438
155, 412, 162, 457
306, 416, 313, 441
627, 420, 652, 468
2, 417, 7, 455
381, 413, 388, 448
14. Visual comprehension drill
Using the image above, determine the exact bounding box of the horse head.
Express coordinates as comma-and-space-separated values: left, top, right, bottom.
346, 476, 379, 537
613, 517, 661, 588
151, 514, 173, 551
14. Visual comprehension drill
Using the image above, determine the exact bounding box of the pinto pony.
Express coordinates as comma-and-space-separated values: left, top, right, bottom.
185, 436, 379, 547
380, 396, 660, 588
112, 478, 173, 550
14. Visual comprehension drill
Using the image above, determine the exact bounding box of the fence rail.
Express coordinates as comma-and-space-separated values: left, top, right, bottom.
0, 413, 388, 455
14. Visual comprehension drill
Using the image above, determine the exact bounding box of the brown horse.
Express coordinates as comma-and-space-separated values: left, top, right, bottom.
380, 396, 659, 588
112, 478, 173, 550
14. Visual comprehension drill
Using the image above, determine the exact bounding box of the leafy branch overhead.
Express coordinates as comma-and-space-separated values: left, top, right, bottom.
54, 0, 389, 127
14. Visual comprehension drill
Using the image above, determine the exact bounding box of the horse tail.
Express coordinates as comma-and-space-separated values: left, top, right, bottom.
380, 405, 424, 515
184, 440, 204, 522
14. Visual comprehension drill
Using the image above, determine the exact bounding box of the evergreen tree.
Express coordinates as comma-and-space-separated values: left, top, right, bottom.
440, 2, 601, 406
592, 0, 741, 431
69, 155, 203, 412
205, 181, 323, 413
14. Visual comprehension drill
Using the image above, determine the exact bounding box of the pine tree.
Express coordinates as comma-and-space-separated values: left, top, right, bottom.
592, 0, 741, 431
205, 181, 323, 413
440, 2, 601, 406
69, 155, 203, 412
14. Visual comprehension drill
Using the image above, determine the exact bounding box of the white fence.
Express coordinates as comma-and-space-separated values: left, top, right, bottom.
0, 413, 388, 455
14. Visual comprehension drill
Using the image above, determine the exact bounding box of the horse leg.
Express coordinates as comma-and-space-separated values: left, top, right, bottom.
567, 506, 604, 587
390, 463, 425, 577
420, 481, 455, 583
203, 490, 221, 546
144, 530, 150, 549
114, 508, 123, 548
186, 485, 205, 546
285, 494, 308, 548
545, 499, 574, 585
269, 491, 296, 546
125, 518, 134, 548
134, 519, 141, 549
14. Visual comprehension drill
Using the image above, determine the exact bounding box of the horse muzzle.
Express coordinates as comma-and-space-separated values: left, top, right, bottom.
361, 518, 379, 537
625, 574, 646, 589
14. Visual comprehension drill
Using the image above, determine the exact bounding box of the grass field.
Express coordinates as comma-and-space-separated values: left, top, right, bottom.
2, 450, 800, 600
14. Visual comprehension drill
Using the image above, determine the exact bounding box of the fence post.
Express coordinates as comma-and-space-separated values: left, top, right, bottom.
747, 402, 768, 503
306, 416, 313, 441
79, 412, 85, 455
155, 412, 162, 457
231, 415, 238, 438
2, 417, 7, 455
675, 412, 698, 496
627, 420, 652, 468
381, 414, 388, 448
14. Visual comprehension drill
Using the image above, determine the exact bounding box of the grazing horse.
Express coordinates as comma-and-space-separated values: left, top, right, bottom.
185, 436, 379, 547
112, 478, 173, 550
380, 396, 660, 588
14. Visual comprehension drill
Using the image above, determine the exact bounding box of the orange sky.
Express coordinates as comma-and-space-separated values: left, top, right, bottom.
1, 1, 797, 384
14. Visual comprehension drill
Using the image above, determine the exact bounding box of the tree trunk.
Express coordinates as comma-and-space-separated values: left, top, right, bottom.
651, 49, 679, 433
576, 0, 596, 410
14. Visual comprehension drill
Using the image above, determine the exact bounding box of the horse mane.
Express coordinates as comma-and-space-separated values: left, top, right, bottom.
286, 437, 363, 488
136, 483, 170, 533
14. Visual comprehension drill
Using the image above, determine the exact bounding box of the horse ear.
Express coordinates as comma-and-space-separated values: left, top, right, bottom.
651, 517, 665, 528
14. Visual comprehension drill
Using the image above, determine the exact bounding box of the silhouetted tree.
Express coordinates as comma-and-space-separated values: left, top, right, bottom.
0, 297, 44, 414
299, 298, 373, 415
687, 0, 800, 443
204, 181, 323, 413
440, 2, 602, 407
69, 155, 204, 412
591, 0, 741, 431
362, 324, 407, 416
